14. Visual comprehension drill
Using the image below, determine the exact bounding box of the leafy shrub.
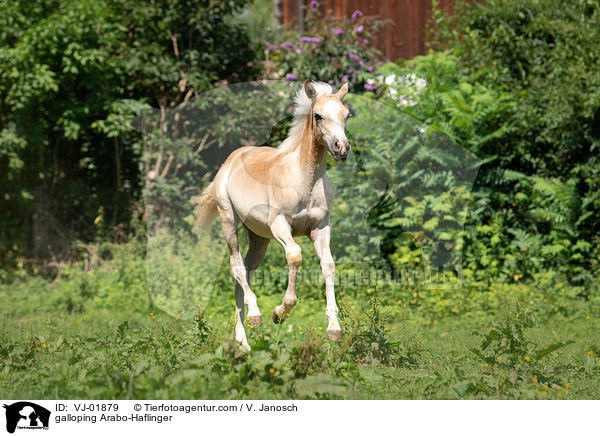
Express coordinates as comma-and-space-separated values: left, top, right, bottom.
358, 48, 598, 302
451, 308, 573, 398
341, 293, 421, 367
0, 0, 263, 263
265, 4, 383, 91
430, 0, 600, 280
364, 52, 516, 158
432, 0, 600, 174
290, 330, 327, 377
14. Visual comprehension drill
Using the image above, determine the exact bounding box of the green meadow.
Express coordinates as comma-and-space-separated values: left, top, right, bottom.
1, 241, 598, 400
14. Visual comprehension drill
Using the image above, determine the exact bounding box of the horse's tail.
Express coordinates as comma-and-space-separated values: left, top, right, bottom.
194, 181, 218, 232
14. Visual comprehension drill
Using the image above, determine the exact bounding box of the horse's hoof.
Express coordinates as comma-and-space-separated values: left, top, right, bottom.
248, 315, 262, 327
236, 343, 251, 356
272, 311, 285, 324
327, 329, 342, 342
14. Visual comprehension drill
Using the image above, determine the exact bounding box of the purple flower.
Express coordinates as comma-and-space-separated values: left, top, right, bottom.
332, 28, 345, 35
280, 41, 302, 53
300, 36, 321, 43
346, 51, 360, 61
367, 66, 373, 72
364, 84, 376, 91
264, 49, 270, 56
352, 9, 363, 20
356, 25, 364, 33
309, 0, 319, 8
285, 74, 298, 81
341, 74, 350, 83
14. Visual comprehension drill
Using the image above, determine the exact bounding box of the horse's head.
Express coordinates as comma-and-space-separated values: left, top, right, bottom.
305, 80, 351, 162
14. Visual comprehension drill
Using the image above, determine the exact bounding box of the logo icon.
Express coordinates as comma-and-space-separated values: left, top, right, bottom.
3, 402, 50, 434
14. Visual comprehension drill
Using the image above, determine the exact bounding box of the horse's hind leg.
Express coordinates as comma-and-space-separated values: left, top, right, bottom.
239, 229, 269, 321
217, 208, 263, 350
231, 229, 269, 351
270, 215, 301, 324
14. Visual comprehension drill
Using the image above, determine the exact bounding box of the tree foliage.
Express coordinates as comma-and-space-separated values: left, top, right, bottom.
0, 0, 260, 265
431, 0, 600, 242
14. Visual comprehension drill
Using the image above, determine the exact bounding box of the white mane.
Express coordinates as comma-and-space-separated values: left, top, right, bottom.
277, 81, 333, 153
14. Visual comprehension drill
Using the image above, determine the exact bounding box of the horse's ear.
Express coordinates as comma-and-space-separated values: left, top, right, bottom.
304, 80, 317, 100
337, 82, 349, 100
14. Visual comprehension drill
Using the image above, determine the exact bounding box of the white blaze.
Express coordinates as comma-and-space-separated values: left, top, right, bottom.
322, 100, 346, 141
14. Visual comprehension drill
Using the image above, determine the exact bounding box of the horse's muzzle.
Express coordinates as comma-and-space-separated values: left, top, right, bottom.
332, 140, 350, 162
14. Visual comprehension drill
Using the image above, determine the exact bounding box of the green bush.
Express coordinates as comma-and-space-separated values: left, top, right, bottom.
357, 48, 598, 305
451, 308, 573, 398
0, 0, 262, 264
430, 0, 600, 277
265, 4, 383, 92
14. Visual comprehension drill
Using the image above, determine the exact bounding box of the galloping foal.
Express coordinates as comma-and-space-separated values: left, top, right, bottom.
195, 80, 351, 350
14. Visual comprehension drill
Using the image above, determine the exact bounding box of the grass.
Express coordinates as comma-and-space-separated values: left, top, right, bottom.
0, 242, 599, 399
1, 294, 598, 399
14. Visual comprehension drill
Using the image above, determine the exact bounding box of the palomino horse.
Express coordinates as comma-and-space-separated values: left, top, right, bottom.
195, 80, 350, 350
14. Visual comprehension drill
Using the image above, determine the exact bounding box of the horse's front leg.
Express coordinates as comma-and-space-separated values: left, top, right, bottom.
270, 215, 301, 324
310, 224, 341, 341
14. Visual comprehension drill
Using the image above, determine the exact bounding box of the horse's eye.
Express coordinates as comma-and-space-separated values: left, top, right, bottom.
314, 113, 323, 122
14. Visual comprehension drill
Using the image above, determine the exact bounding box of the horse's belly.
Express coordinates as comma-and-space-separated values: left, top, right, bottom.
228, 190, 272, 237
237, 204, 273, 238
233, 201, 327, 238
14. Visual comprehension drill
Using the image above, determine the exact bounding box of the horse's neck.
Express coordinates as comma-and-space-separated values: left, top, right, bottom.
295, 115, 327, 185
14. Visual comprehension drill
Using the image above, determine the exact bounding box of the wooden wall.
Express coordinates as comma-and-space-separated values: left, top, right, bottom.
280, 0, 455, 60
